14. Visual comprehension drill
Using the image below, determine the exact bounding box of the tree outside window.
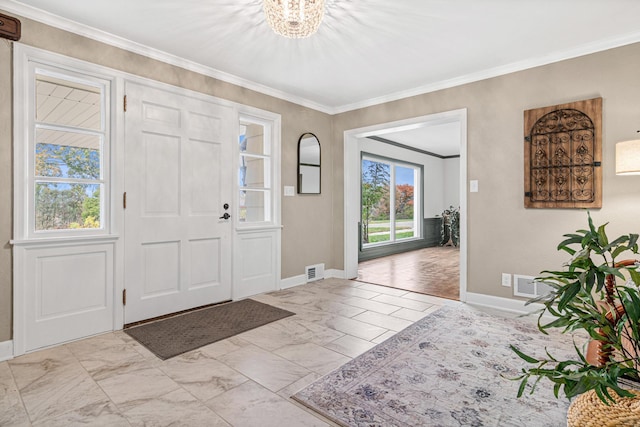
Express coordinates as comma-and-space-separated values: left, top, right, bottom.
361, 158, 419, 246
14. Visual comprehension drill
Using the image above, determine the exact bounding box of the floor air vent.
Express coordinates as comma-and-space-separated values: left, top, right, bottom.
305, 263, 325, 283
513, 275, 554, 298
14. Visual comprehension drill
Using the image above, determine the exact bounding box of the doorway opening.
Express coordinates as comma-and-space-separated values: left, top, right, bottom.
344, 109, 467, 301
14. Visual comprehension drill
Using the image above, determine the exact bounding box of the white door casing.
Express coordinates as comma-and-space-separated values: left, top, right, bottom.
123, 82, 234, 324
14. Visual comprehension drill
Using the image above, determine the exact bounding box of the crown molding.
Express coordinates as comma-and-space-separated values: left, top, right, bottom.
3, 0, 640, 115
0, 0, 334, 114
329, 30, 640, 115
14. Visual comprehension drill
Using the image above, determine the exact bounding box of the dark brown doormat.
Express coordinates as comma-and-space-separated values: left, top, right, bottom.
124, 299, 294, 360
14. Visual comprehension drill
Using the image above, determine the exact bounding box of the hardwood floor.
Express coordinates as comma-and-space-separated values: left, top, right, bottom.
357, 246, 460, 300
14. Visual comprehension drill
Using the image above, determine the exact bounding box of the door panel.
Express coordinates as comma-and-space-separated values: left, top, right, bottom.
124, 82, 233, 324
142, 241, 180, 296
188, 238, 222, 289
187, 139, 220, 214
143, 133, 181, 215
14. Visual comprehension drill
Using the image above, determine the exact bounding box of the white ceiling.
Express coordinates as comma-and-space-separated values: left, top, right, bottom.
4, 0, 640, 114
374, 122, 461, 157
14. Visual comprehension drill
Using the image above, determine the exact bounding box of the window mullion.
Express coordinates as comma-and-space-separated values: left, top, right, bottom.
390, 163, 396, 242
35, 177, 103, 185
35, 122, 104, 137
414, 168, 420, 238
240, 152, 269, 160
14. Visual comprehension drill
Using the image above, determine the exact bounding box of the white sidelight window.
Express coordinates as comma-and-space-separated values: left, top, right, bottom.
238, 117, 273, 224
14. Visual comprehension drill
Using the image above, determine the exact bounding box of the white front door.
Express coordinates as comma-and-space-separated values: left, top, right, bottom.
124, 82, 233, 324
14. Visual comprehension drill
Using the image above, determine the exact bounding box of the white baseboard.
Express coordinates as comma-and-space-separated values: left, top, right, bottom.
0, 340, 13, 361
280, 269, 347, 290
280, 274, 306, 290
326, 269, 345, 279
466, 292, 546, 316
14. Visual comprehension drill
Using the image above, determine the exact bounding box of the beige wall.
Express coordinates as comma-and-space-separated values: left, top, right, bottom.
332, 42, 640, 298
0, 12, 334, 341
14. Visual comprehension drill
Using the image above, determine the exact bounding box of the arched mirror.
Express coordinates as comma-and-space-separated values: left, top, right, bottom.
298, 133, 321, 194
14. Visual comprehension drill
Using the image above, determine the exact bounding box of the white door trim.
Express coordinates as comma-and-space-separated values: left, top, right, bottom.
343, 109, 468, 302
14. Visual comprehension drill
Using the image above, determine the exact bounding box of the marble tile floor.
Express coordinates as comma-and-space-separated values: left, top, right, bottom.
1, 278, 460, 427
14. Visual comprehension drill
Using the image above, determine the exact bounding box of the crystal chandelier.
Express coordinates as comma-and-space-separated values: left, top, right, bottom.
263, 0, 325, 39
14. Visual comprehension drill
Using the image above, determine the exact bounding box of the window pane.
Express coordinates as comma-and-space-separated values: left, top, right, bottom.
239, 123, 265, 155
239, 190, 267, 222
35, 183, 101, 230
36, 129, 101, 179
239, 156, 269, 188
36, 74, 102, 131
395, 166, 416, 240
361, 159, 390, 245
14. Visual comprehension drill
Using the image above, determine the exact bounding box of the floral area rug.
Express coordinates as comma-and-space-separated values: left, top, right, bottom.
293, 305, 579, 427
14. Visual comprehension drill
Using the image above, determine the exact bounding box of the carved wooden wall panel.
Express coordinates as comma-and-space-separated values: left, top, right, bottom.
524, 97, 602, 209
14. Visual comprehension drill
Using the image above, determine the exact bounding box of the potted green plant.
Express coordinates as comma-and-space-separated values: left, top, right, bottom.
511, 213, 640, 410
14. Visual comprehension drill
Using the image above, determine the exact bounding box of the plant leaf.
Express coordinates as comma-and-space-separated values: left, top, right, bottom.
517, 376, 529, 398
629, 268, 640, 287
597, 224, 609, 247
510, 345, 540, 364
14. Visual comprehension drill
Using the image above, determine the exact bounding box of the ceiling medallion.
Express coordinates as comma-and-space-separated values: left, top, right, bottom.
263, 0, 325, 39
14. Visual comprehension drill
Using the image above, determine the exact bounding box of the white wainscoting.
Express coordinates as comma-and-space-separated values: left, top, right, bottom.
13, 238, 117, 356
0, 340, 13, 361
233, 228, 281, 300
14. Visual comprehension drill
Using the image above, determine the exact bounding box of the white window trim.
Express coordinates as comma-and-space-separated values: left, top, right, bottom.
14, 44, 117, 241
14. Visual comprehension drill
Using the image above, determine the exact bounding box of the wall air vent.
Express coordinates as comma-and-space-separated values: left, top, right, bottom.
305, 263, 325, 283
513, 275, 554, 298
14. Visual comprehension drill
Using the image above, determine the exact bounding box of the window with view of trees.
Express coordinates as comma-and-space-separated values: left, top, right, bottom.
32, 72, 107, 233
361, 157, 420, 246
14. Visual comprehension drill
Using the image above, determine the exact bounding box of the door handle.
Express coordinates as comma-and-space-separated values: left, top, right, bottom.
219, 212, 231, 220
